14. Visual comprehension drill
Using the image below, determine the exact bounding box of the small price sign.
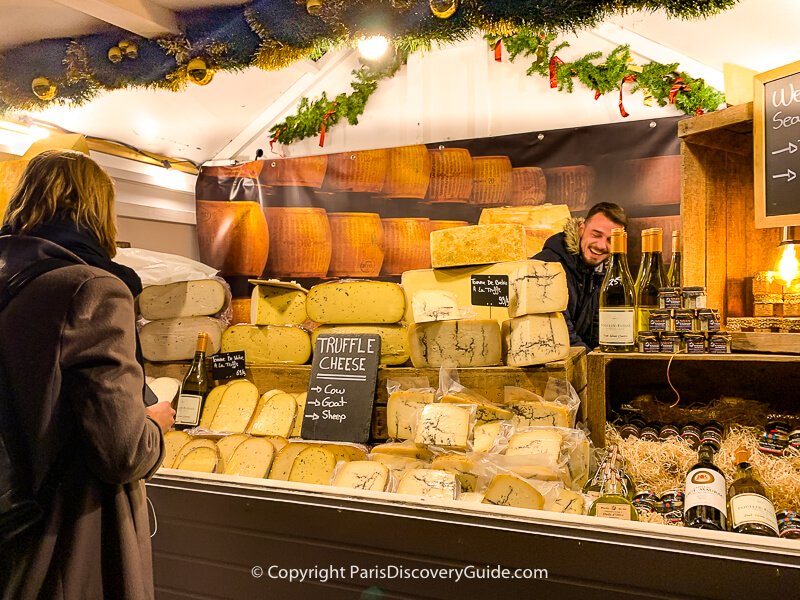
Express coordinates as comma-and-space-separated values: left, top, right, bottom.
211, 351, 246, 380
470, 274, 509, 307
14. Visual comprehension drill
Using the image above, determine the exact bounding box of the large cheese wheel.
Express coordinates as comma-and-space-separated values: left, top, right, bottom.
307, 280, 405, 324
139, 279, 227, 320
326, 212, 384, 277
221, 325, 311, 365
140, 317, 224, 362
195, 200, 268, 277
311, 324, 408, 365
264, 207, 331, 278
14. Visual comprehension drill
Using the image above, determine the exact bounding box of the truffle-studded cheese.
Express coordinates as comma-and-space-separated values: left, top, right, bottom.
545, 488, 586, 515
221, 325, 311, 365
209, 380, 260, 433
250, 281, 308, 325
370, 454, 428, 476
386, 390, 435, 440
511, 401, 571, 428
430, 454, 478, 492
140, 279, 227, 320
507, 261, 568, 317
223, 437, 275, 478
408, 320, 502, 368
472, 422, 502, 453
414, 404, 471, 449
176, 447, 218, 473
268, 443, 310, 480
247, 392, 297, 437
291, 392, 307, 437
307, 280, 405, 324
502, 313, 570, 367
312, 324, 409, 365
506, 429, 563, 462
397, 469, 459, 500
430, 224, 528, 268
370, 442, 433, 461
482, 474, 544, 509
198, 384, 228, 429
162, 430, 191, 469
333, 461, 389, 491
140, 317, 224, 362
287, 447, 337, 485
440, 394, 513, 425
215, 433, 250, 468
173, 438, 218, 470
411, 289, 461, 323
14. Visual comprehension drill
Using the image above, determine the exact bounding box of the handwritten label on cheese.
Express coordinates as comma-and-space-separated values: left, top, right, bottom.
211, 351, 246, 380
470, 274, 509, 307
302, 334, 381, 443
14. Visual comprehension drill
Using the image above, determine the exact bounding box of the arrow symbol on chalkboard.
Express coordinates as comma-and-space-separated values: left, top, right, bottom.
305, 413, 319, 421
307, 399, 320, 406
310, 386, 322, 393
772, 169, 796, 182
772, 142, 798, 155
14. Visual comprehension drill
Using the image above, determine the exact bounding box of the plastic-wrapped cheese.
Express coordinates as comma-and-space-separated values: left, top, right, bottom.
502, 313, 570, 367
440, 394, 512, 424
307, 280, 405, 324
429, 224, 527, 268
414, 404, 471, 449
506, 429, 563, 462
430, 454, 477, 492
507, 261, 568, 317
311, 324, 408, 365
545, 488, 586, 515
221, 325, 311, 365
139, 279, 227, 320
482, 474, 544, 509
140, 317, 224, 362
249, 280, 308, 325
288, 447, 336, 485
408, 320, 502, 368
472, 422, 502, 453
386, 390, 435, 440
511, 401, 571, 428
333, 461, 389, 491
397, 469, 459, 500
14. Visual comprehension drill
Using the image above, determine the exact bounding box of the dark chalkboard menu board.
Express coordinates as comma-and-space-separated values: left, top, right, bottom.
470, 274, 509, 307
755, 60, 800, 227
301, 334, 381, 443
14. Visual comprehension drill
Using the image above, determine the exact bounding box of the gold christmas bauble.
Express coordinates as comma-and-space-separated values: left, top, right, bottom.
124, 42, 138, 59
31, 76, 56, 101
107, 46, 123, 63
306, 0, 322, 16
187, 57, 214, 86
430, 0, 458, 19
118, 40, 130, 51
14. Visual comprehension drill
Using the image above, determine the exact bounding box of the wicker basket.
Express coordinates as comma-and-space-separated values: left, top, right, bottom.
195, 200, 269, 277
324, 149, 388, 193
327, 212, 385, 277
426, 148, 473, 203
260, 155, 328, 188
469, 156, 512, 206
543, 165, 595, 211
380, 218, 431, 274
264, 207, 332, 277
508, 167, 547, 206
383, 145, 432, 199
625, 155, 681, 206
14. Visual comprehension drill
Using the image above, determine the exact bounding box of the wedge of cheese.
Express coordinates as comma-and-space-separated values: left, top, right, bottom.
511, 401, 571, 428
506, 429, 563, 462
176, 447, 218, 473
370, 442, 433, 461
247, 392, 297, 437
386, 390, 435, 440
370, 453, 427, 475
139, 279, 227, 320
216, 433, 250, 467
173, 438, 218, 470
198, 384, 229, 429
311, 324, 409, 365
545, 488, 586, 515
478, 205, 571, 257
458, 492, 485, 503
140, 317, 224, 362
321, 443, 367, 463
472, 422, 502, 453
307, 280, 405, 324
408, 320, 502, 368
411, 290, 460, 323
430, 454, 477, 492
148, 377, 181, 405
263, 435, 288, 453
440, 394, 513, 425
507, 261, 568, 317
288, 447, 337, 485
221, 325, 311, 365
502, 313, 570, 367
414, 404, 471, 449
430, 224, 527, 268
268, 443, 310, 480
245, 389, 285, 431
291, 392, 307, 437
482, 474, 544, 509
397, 469, 459, 500
223, 437, 275, 478
333, 461, 389, 491
249, 280, 308, 325
162, 430, 191, 468
209, 380, 260, 433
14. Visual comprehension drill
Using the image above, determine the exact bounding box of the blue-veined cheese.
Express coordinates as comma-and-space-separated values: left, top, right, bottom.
397, 468, 459, 500
333, 461, 389, 491
482, 474, 544, 509
502, 313, 570, 367
506, 428, 563, 462
411, 289, 460, 323
507, 261, 568, 317
386, 390, 435, 440
408, 319, 502, 368
414, 403, 472, 449
430, 454, 478, 492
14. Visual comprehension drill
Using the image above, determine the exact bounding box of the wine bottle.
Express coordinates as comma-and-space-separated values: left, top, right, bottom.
666, 230, 682, 288
634, 228, 667, 334
174, 332, 210, 430
599, 227, 636, 352
684, 442, 728, 531
728, 447, 779, 537
588, 452, 639, 521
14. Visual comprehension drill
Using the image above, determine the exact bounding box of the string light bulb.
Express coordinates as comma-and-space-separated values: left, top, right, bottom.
357, 36, 390, 61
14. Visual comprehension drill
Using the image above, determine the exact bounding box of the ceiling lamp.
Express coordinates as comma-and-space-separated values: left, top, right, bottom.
777, 226, 800, 285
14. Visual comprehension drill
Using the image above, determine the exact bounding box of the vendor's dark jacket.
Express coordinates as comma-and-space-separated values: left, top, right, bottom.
534, 217, 604, 349
0, 233, 163, 599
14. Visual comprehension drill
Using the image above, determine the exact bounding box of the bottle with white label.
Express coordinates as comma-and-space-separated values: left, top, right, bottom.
684, 442, 728, 531
173, 332, 210, 430
588, 447, 638, 521
728, 447, 779, 537
599, 227, 635, 352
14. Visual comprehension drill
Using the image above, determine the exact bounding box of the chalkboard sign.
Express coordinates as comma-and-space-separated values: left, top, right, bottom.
470, 274, 509, 307
211, 351, 246, 380
755, 60, 800, 227
301, 334, 381, 443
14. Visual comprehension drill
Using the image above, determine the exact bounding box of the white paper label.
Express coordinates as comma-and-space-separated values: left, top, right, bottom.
175, 393, 202, 426
599, 308, 635, 345
730, 493, 779, 533
595, 502, 634, 520
685, 467, 727, 513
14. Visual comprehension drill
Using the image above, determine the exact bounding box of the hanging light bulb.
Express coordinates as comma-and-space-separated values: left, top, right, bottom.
357, 36, 390, 61
777, 226, 800, 285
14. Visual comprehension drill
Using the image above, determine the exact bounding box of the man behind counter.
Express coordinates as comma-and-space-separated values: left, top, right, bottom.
534, 202, 628, 350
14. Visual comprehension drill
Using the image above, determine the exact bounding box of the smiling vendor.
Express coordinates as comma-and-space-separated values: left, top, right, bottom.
534, 202, 628, 350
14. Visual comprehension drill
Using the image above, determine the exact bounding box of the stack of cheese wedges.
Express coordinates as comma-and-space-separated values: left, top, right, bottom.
307, 280, 409, 366
220, 280, 312, 364
139, 279, 227, 361
162, 430, 283, 477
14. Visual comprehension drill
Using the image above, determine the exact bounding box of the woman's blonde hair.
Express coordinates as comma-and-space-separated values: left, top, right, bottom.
3, 149, 117, 256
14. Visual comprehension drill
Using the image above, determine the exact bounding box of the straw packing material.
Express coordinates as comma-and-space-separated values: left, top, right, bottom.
381, 218, 431, 275
383, 145, 432, 199
508, 167, 547, 206
264, 207, 332, 277
324, 149, 388, 193
426, 147, 473, 203
261, 155, 328, 188
469, 156, 512, 206
543, 165, 595, 212
327, 212, 384, 277
195, 200, 269, 277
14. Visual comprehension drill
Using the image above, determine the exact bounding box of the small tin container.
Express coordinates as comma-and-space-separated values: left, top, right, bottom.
633, 491, 660, 513
619, 423, 641, 439
658, 287, 682, 310
684, 332, 706, 354
759, 420, 790, 455
682, 286, 707, 309
777, 509, 800, 539
663, 510, 685, 525
638, 331, 660, 354
789, 429, 800, 450
640, 423, 660, 442
708, 332, 731, 354
649, 309, 673, 332
697, 308, 721, 332
660, 490, 685, 513
673, 308, 697, 332
626, 415, 647, 430
700, 421, 724, 451
660, 332, 682, 353
681, 422, 702, 449
659, 424, 681, 440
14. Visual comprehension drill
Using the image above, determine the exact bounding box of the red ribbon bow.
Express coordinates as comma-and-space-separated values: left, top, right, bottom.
668, 77, 689, 104
619, 74, 637, 118
549, 56, 564, 89
319, 106, 337, 147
